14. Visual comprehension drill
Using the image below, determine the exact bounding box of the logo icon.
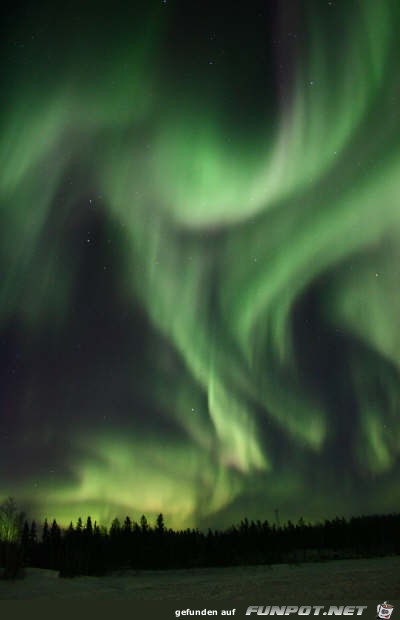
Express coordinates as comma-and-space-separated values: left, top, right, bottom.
377, 603, 394, 620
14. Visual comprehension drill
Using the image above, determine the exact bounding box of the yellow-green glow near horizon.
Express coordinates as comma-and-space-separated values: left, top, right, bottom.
1, 0, 400, 528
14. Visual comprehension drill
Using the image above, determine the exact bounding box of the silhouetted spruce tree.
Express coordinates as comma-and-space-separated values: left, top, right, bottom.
0, 499, 26, 579
59, 521, 76, 578
21, 520, 38, 567
140, 515, 149, 533
39, 518, 50, 568
48, 520, 62, 569
110, 517, 121, 536
108, 518, 122, 566
21, 521, 30, 560
78, 516, 93, 574
85, 516, 93, 537
156, 513, 165, 534
28, 520, 38, 565
123, 516, 132, 534
42, 519, 49, 545
29, 520, 37, 543
154, 513, 166, 567
76, 517, 83, 535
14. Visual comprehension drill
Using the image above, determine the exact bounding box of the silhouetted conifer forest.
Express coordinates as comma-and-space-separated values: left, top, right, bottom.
1, 501, 399, 579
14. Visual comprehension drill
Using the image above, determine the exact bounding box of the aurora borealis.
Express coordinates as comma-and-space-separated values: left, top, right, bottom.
1, 0, 400, 529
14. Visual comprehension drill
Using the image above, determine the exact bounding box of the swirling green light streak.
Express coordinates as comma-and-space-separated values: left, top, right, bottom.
1, 0, 399, 527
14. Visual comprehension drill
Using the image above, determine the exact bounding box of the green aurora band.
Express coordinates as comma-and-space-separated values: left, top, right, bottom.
1, 0, 400, 528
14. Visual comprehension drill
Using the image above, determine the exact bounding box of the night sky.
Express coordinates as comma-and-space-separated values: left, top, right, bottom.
1, 0, 400, 530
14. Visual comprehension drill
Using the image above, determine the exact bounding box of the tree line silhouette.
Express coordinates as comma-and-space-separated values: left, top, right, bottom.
1, 499, 399, 579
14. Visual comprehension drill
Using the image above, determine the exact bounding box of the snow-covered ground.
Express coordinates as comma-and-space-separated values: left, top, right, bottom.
0, 556, 399, 599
